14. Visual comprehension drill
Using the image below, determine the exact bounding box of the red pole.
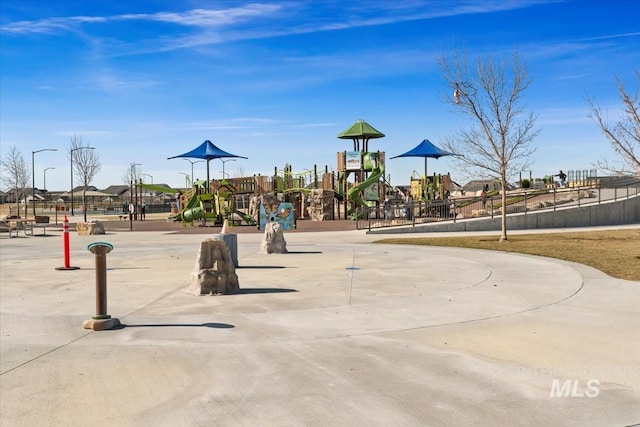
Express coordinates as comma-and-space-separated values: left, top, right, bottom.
63, 215, 70, 268
56, 214, 80, 270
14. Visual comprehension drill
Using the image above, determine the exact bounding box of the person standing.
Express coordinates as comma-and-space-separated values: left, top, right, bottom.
383, 195, 391, 220
481, 188, 487, 209
141, 202, 146, 220
404, 191, 412, 220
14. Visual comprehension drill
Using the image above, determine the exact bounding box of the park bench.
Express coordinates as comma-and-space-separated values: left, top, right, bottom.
7, 220, 34, 238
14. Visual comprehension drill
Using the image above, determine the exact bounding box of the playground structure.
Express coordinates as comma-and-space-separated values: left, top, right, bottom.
168, 178, 258, 228
164, 120, 457, 227
334, 120, 454, 219
335, 120, 390, 219
337, 150, 388, 219
168, 168, 335, 230
408, 171, 453, 201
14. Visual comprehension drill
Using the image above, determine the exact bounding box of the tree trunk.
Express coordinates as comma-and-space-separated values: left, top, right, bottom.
83, 190, 87, 222
499, 175, 508, 242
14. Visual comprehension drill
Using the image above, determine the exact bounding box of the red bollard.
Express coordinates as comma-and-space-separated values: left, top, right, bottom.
55, 214, 80, 271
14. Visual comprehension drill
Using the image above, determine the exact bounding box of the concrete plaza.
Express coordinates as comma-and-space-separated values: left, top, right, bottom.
1, 225, 639, 426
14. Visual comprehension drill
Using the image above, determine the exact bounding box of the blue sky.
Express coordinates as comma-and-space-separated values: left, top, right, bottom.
1, 0, 638, 191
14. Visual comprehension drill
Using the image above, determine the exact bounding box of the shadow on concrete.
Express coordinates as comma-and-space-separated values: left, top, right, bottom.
286, 251, 323, 254
116, 322, 235, 329
234, 288, 297, 294
236, 265, 288, 269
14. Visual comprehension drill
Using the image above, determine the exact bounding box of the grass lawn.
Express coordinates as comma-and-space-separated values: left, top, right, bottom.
374, 228, 640, 282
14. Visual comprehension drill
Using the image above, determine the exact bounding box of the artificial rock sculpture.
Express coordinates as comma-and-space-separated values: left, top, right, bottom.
306, 189, 334, 221
76, 220, 105, 235
189, 239, 239, 295
259, 221, 288, 254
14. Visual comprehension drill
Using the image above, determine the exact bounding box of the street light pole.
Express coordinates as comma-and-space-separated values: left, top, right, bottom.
43, 167, 55, 191
220, 158, 236, 179
130, 163, 141, 221
182, 159, 204, 184
141, 173, 153, 205
141, 173, 153, 186
33, 148, 57, 218
70, 146, 95, 216
179, 172, 190, 188
44, 167, 55, 203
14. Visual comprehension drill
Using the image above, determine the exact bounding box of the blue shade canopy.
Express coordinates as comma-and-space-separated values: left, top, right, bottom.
168, 140, 247, 183
390, 139, 455, 160
390, 139, 456, 178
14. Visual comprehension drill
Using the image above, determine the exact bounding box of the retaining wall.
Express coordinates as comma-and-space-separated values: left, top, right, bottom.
367, 194, 639, 234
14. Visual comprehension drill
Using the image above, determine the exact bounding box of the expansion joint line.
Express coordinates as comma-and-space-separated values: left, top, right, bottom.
348, 248, 356, 305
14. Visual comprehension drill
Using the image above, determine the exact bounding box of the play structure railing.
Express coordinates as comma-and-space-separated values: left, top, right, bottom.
207, 168, 335, 195
355, 176, 640, 231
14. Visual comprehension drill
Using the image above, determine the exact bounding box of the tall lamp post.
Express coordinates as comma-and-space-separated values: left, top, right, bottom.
43, 167, 55, 191
43, 167, 55, 203
141, 173, 153, 185
182, 159, 204, 184
130, 163, 141, 218
141, 173, 153, 205
70, 146, 95, 216
178, 172, 190, 188
33, 148, 57, 218
220, 158, 236, 179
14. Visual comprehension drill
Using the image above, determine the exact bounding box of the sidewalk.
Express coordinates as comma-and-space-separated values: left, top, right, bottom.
1, 228, 638, 426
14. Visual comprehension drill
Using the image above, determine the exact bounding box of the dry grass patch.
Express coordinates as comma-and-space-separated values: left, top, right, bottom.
375, 229, 640, 282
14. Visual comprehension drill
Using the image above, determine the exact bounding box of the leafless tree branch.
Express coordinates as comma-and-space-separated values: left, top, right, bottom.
68, 135, 101, 221
438, 49, 540, 241
587, 71, 640, 175
1, 146, 30, 217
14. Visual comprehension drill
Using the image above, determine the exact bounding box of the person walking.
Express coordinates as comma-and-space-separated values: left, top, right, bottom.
555, 170, 567, 187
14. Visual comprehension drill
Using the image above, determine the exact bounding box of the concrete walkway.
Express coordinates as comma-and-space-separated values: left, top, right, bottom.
1, 227, 638, 426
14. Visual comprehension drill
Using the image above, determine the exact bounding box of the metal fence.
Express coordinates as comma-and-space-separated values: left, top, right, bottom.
355, 176, 640, 231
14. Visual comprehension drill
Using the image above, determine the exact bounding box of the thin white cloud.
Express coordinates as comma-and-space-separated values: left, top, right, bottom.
1, 0, 559, 56
0, 4, 282, 34
1, 16, 106, 34
148, 0, 557, 52
94, 78, 164, 91
118, 5, 282, 27
569, 32, 640, 43
53, 130, 114, 137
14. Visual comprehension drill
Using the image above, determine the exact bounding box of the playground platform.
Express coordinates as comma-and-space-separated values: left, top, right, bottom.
1, 225, 638, 426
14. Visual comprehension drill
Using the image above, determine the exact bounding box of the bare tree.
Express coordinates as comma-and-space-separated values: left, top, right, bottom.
233, 165, 246, 178
438, 50, 539, 242
122, 162, 142, 185
587, 71, 640, 175
1, 146, 31, 218
69, 135, 101, 222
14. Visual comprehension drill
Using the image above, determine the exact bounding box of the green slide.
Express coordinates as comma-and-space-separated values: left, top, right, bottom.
168, 192, 203, 222
234, 210, 257, 226
347, 161, 384, 219
180, 193, 204, 222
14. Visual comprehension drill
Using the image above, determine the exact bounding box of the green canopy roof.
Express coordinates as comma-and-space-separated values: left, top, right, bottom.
337, 119, 385, 151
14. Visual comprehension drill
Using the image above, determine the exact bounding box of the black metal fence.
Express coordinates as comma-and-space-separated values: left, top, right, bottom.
355, 176, 640, 231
